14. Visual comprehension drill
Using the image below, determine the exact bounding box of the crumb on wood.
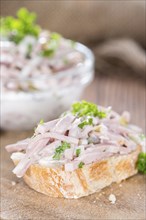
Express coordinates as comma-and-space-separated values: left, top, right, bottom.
108, 194, 116, 204
137, 193, 142, 199
11, 181, 16, 186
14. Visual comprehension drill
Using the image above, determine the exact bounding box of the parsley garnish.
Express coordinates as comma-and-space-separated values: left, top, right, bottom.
70, 40, 76, 48
41, 48, 55, 57
78, 118, 93, 129
34, 119, 44, 132
39, 119, 44, 125
41, 32, 61, 57
0, 8, 40, 44
78, 161, 85, 168
53, 142, 70, 160
72, 100, 106, 119
76, 149, 81, 157
26, 43, 33, 58
137, 152, 146, 174
139, 134, 146, 141
50, 32, 61, 41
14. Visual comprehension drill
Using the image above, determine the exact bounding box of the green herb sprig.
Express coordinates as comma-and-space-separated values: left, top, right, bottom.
39, 119, 44, 125
78, 161, 85, 168
53, 142, 70, 160
137, 152, 146, 174
70, 40, 76, 48
0, 8, 40, 44
41, 32, 61, 57
26, 43, 33, 58
72, 100, 106, 119
78, 118, 93, 129
34, 119, 44, 133
76, 149, 81, 157
139, 134, 146, 141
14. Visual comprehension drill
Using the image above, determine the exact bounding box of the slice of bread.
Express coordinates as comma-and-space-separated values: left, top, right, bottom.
12, 145, 141, 199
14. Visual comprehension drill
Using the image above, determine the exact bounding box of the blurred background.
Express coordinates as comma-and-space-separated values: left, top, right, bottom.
1, 1, 146, 75
1, 0, 146, 128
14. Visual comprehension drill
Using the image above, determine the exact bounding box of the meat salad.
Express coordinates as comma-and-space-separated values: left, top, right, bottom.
1, 8, 94, 130
1, 8, 84, 93
6, 101, 146, 177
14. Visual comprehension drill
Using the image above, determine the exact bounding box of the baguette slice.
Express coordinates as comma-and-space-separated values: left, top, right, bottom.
12, 145, 141, 199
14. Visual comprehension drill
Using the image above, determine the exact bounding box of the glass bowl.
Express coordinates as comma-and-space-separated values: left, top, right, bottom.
1, 43, 94, 130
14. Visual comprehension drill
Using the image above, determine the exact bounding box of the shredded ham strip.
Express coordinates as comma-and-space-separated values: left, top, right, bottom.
5, 138, 30, 152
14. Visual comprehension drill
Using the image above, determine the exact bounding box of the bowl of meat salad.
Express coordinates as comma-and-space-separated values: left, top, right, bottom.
0, 8, 94, 130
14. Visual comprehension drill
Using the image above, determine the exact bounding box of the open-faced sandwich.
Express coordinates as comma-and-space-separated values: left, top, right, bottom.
6, 101, 146, 198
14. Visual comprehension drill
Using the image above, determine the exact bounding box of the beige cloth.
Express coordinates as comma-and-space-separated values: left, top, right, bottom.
94, 38, 146, 77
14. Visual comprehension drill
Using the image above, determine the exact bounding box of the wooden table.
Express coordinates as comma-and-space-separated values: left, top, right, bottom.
1, 74, 146, 220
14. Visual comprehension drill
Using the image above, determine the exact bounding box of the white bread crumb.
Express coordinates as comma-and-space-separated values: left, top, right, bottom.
108, 194, 116, 204
11, 181, 16, 186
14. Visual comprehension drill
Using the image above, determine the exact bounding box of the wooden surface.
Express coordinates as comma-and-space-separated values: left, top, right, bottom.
1, 74, 146, 220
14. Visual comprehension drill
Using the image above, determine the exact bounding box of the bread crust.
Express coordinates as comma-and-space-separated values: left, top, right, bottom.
12, 145, 141, 198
